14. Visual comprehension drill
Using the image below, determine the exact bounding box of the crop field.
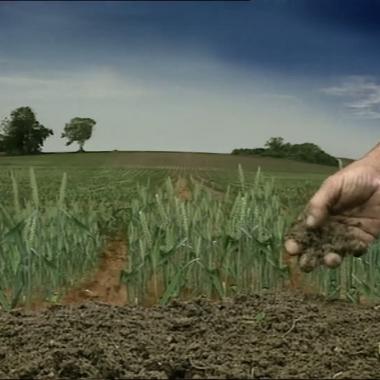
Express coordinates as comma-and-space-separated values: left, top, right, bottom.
0, 151, 380, 378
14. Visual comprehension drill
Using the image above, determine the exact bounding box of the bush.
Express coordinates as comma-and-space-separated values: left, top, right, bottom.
232, 138, 338, 166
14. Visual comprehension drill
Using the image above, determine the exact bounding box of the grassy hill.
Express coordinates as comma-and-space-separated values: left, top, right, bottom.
0, 151, 338, 175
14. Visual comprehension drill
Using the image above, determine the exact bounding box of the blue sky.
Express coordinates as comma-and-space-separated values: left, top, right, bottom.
0, 0, 379, 158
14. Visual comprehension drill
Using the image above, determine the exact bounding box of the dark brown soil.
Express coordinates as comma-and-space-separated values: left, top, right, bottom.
286, 212, 367, 272
1, 291, 380, 379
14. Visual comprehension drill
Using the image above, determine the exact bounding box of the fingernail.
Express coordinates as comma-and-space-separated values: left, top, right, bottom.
306, 215, 316, 228
323, 252, 342, 268
285, 239, 301, 255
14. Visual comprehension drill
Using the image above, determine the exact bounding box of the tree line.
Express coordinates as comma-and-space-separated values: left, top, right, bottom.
0, 108, 339, 166
232, 137, 339, 166
0, 106, 96, 155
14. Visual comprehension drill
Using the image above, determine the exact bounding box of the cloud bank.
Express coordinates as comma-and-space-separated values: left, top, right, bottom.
322, 76, 380, 119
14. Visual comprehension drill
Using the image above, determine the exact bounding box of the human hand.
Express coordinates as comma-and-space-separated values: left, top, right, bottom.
284, 146, 380, 272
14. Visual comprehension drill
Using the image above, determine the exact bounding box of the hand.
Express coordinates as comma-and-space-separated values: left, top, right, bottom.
284, 148, 380, 272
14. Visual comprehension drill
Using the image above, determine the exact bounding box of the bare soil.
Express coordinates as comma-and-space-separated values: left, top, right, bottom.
174, 177, 192, 201
1, 291, 380, 379
191, 174, 225, 199
62, 238, 128, 306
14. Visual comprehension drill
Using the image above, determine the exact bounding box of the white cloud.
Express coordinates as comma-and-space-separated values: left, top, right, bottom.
0, 68, 153, 101
0, 60, 376, 159
321, 76, 380, 119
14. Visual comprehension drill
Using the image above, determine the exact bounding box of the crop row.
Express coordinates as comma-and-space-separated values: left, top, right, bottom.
0, 167, 379, 309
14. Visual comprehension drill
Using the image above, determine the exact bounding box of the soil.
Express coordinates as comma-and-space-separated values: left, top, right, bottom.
62, 238, 128, 306
1, 291, 380, 379
175, 177, 192, 201
2, 174, 378, 378
191, 174, 225, 200
282, 250, 304, 289
286, 212, 367, 272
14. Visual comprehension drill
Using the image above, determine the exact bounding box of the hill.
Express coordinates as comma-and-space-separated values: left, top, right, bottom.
232, 137, 343, 167
0, 150, 338, 173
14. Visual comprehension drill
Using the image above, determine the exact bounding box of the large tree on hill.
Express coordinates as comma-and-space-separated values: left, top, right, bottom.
0, 107, 53, 155
61, 117, 96, 152
264, 137, 286, 151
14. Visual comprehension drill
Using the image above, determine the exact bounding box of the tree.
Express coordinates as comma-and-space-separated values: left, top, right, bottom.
231, 137, 338, 166
61, 117, 96, 152
0, 107, 53, 155
264, 137, 285, 151
0, 123, 5, 152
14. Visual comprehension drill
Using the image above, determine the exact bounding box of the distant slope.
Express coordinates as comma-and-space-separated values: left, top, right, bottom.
337, 157, 355, 167
0, 151, 338, 175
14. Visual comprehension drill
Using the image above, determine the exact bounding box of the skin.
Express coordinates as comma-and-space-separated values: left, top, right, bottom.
284, 143, 380, 271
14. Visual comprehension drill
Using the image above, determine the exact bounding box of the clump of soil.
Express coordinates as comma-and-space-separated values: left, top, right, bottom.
286, 212, 366, 272
1, 290, 380, 379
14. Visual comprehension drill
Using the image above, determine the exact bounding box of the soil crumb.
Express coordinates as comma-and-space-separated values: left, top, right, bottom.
286, 212, 367, 272
62, 238, 128, 306
0, 291, 379, 379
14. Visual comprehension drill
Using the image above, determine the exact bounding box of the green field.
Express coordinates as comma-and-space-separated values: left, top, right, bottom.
0, 151, 339, 171
0, 151, 333, 206
1, 151, 379, 310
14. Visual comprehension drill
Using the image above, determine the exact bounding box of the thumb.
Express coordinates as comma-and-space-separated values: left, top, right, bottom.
306, 176, 341, 228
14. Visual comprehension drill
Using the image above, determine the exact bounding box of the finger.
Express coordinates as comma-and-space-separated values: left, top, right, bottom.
344, 204, 380, 220
343, 226, 374, 257
339, 191, 380, 219
306, 176, 342, 229
347, 226, 376, 246
284, 239, 302, 256
323, 252, 342, 268
332, 215, 380, 238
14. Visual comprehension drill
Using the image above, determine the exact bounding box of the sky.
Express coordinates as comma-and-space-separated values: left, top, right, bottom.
0, 0, 380, 159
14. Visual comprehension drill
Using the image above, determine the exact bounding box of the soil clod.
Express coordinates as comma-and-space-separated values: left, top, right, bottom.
286, 212, 368, 271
